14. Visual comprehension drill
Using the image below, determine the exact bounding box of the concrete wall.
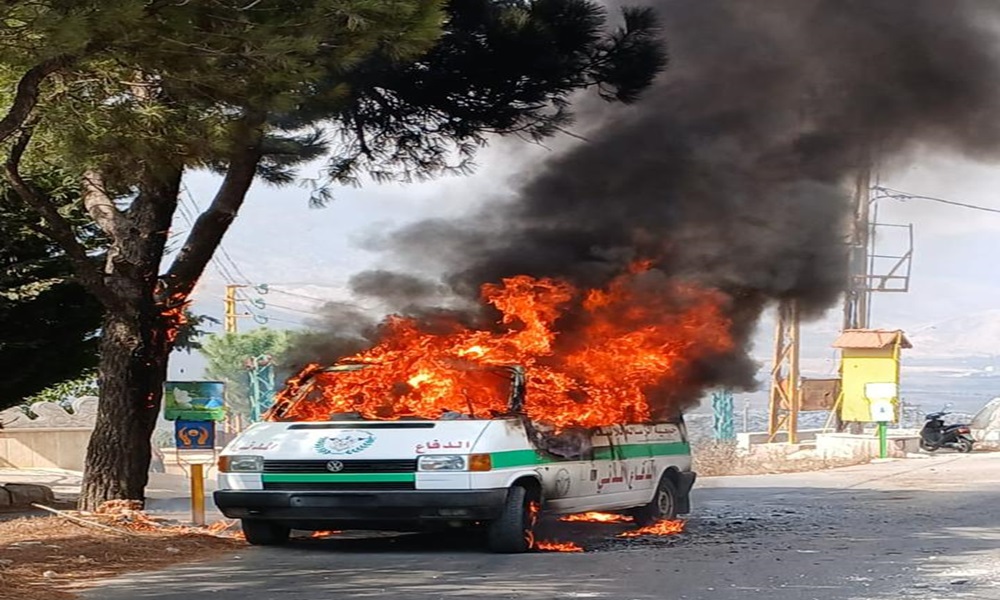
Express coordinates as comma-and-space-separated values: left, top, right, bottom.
815, 432, 921, 459
737, 428, 823, 450
0, 427, 94, 471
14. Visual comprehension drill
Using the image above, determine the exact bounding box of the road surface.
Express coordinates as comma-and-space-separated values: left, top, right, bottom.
87, 453, 1000, 600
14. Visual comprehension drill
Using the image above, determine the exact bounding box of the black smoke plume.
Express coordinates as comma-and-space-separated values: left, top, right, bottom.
288, 0, 1000, 414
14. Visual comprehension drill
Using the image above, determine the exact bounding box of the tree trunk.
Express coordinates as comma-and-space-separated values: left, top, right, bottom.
79, 303, 170, 510
77, 166, 182, 511
75, 123, 260, 510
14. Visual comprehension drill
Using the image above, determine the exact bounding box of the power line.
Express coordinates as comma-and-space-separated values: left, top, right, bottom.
262, 316, 312, 327
266, 287, 333, 304
180, 186, 255, 285
873, 186, 1000, 215
175, 195, 244, 286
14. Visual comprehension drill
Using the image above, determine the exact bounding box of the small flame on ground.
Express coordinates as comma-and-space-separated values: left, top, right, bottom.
559, 512, 633, 524
310, 530, 341, 538
617, 519, 685, 538
534, 540, 584, 552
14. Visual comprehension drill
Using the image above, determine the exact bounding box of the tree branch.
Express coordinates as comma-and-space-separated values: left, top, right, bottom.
164, 114, 265, 298
2, 129, 120, 310
0, 55, 76, 145
81, 170, 128, 237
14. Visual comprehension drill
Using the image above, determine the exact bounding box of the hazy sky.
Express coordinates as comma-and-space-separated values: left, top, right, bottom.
166, 139, 1000, 380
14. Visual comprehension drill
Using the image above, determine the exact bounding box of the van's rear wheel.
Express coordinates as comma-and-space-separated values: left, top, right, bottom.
241, 519, 290, 546
487, 485, 538, 553
630, 474, 678, 527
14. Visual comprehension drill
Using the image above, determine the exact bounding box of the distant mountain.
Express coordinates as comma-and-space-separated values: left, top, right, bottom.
906, 309, 1000, 359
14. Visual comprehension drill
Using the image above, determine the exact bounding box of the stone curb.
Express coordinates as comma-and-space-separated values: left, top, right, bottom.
0, 483, 55, 507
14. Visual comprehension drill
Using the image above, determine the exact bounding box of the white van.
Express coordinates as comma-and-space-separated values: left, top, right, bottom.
214, 365, 696, 553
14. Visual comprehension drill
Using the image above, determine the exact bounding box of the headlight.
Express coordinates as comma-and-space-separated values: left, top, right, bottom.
417, 455, 466, 471
219, 455, 263, 473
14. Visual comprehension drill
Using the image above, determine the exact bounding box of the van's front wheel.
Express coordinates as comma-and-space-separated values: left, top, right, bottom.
630, 474, 678, 527
487, 485, 538, 553
241, 519, 290, 546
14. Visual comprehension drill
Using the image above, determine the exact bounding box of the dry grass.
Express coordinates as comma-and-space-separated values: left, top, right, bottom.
0, 516, 242, 600
693, 441, 871, 477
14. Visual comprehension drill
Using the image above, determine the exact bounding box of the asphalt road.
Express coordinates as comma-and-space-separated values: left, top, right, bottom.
88, 453, 1000, 600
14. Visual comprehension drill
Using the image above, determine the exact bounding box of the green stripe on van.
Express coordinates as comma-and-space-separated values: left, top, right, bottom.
490, 441, 689, 468
261, 473, 415, 483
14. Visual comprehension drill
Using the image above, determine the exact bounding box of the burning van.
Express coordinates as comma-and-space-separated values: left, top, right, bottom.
213, 363, 696, 553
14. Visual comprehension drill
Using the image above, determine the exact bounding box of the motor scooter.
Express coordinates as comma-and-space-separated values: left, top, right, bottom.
919, 408, 974, 453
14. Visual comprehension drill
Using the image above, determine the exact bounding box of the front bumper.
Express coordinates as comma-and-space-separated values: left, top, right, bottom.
213, 489, 508, 528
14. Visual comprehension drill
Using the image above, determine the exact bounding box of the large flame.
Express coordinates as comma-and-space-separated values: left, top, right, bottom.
271, 269, 732, 429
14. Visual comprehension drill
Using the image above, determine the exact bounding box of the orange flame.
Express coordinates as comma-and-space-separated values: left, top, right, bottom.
159, 292, 190, 346
310, 530, 341, 538
617, 519, 686, 538
270, 271, 732, 429
535, 540, 584, 553
559, 512, 633, 524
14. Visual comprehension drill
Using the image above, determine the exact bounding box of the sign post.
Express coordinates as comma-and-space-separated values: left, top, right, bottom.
190, 463, 206, 526
865, 383, 898, 461
877, 422, 888, 459
173, 420, 216, 526
166, 382, 225, 527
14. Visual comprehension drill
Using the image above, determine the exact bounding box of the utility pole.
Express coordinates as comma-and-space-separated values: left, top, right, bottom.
223, 284, 247, 435
844, 168, 873, 331
224, 284, 247, 334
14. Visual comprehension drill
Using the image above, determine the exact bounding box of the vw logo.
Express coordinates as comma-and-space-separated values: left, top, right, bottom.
325, 460, 345, 473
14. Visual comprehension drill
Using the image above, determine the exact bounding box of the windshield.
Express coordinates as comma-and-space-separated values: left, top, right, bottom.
268, 363, 523, 422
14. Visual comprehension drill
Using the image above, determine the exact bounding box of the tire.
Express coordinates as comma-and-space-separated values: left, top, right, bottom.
956, 438, 974, 454
919, 439, 938, 452
487, 485, 538, 553
241, 519, 291, 546
629, 474, 678, 527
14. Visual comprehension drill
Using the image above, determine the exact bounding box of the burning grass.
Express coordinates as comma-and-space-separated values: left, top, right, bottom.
0, 516, 241, 600
271, 269, 733, 429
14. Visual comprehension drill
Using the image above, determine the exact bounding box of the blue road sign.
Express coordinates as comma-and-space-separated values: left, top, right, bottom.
174, 420, 216, 451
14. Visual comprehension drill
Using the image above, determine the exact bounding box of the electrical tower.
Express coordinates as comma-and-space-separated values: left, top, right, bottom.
712, 390, 736, 441
767, 300, 801, 442
247, 354, 276, 422
768, 166, 913, 442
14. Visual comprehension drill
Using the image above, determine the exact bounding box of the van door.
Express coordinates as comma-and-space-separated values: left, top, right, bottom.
573, 425, 630, 510
620, 423, 656, 502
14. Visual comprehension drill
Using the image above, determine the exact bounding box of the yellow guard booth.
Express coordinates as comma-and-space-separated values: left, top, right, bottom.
833, 329, 911, 423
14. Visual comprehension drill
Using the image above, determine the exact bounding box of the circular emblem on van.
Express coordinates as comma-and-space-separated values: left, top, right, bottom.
314, 430, 375, 455
325, 460, 345, 472
555, 468, 571, 497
